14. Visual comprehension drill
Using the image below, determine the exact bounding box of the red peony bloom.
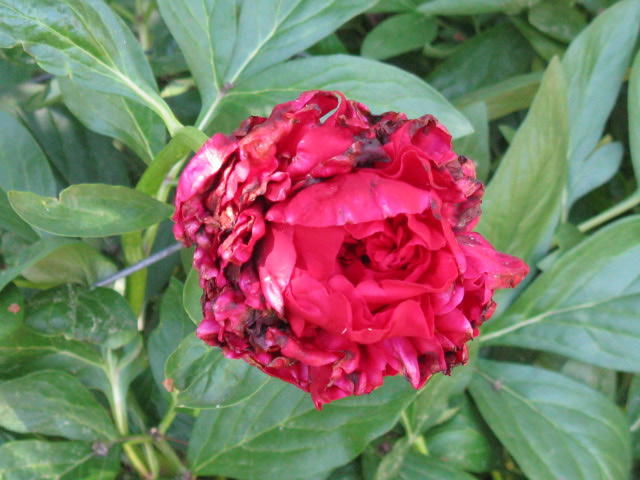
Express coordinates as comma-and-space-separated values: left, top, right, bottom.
174, 90, 528, 408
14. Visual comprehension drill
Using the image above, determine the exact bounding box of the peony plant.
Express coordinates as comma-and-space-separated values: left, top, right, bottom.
0, 1, 639, 480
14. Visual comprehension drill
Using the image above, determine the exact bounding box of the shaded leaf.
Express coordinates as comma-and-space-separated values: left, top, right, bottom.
188, 377, 416, 480
25, 285, 137, 349
482, 216, 640, 373
394, 451, 477, 480
0, 440, 119, 480
361, 13, 437, 60
428, 23, 536, 100
0, 237, 77, 291
148, 279, 195, 388
511, 16, 565, 61
470, 360, 631, 480
9, 184, 173, 237
455, 72, 542, 120
211, 54, 472, 138
0, 371, 116, 441
453, 102, 490, 182
165, 333, 270, 409
528, 0, 587, 42
183, 267, 203, 326
478, 58, 567, 264
629, 44, 640, 183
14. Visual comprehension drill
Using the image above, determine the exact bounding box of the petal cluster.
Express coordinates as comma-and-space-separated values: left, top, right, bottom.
174, 90, 528, 408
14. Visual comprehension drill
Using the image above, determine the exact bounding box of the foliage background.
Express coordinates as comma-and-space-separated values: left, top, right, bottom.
0, 0, 639, 479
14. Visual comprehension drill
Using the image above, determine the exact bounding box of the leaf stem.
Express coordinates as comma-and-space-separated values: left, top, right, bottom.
400, 411, 429, 455
577, 190, 640, 233
158, 393, 178, 435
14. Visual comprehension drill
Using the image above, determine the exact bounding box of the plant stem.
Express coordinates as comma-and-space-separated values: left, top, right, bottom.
105, 350, 152, 478
158, 393, 178, 435
400, 411, 428, 455
577, 190, 640, 233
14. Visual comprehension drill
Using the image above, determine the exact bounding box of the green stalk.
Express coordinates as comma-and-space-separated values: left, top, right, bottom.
577, 190, 640, 233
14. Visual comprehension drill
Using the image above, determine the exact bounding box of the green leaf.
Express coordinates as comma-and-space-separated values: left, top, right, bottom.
9, 184, 173, 237
165, 333, 270, 409
452, 102, 490, 182
0, 110, 56, 240
0, 237, 77, 291
477, 58, 567, 264
627, 375, 640, 458
0, 371, 116, 441
136, 126, 209, 197
528, 0, 587, 42
0, 327, 107, 392
394, 451, 478, 480
481, 216, 640, 373
148, 279, 195, 389
418, 0, 542, 16
374, 360, 474, 480
562, 0, 640, 201
0, 440, 119, 480
427, 23, 536, 100
0, 110, 57, 197
423, 397, 500, 473
0, 284, 22, 339
25, 285, 137, 349
183, 267, 203, 326
0, 0, 180, 133
568, 141, 623, 207
188, 377, 416, 480
470, 360, 631, 480
211, 54, 473, 139
511, 16, 565, 61
18, 242, 117, 287
20, 105, 131, 186
156, 0, 379, 130
369, 0, 424, 13
455, 71, 542, 120
59, 78, 164, 165
629, 45, 640, 184
361, 13, 437, 60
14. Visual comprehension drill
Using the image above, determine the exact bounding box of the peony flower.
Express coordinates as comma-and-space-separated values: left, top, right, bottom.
174, 90, 528, 408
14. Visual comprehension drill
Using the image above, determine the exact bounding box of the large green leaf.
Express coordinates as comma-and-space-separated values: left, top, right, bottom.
361, 13, 437, 60
0, 327, 108, 392
165, 333, 270, 409
470, 361, 631, 480
0, 440, 119, 480
528, 0, 586, 42
568, 141, 623, 207
428, 23, 536, 100
9, 184, 173, 237
210, 54, 473, 138
156, 0, 379, 130
0, 284, 22, 339
393, 451, 478, 480
59, 78, 164, 164
418, 0, 542, 16
183, 268, 203, 325
148, 279, 195, 389
562, 0, 640, 201
0, 371, 116, 441
25, 285, 137, 350
188, 377, 416, 480
0, 0, 180, 133
478, 58, 567, 264
481, 216, 640, 372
